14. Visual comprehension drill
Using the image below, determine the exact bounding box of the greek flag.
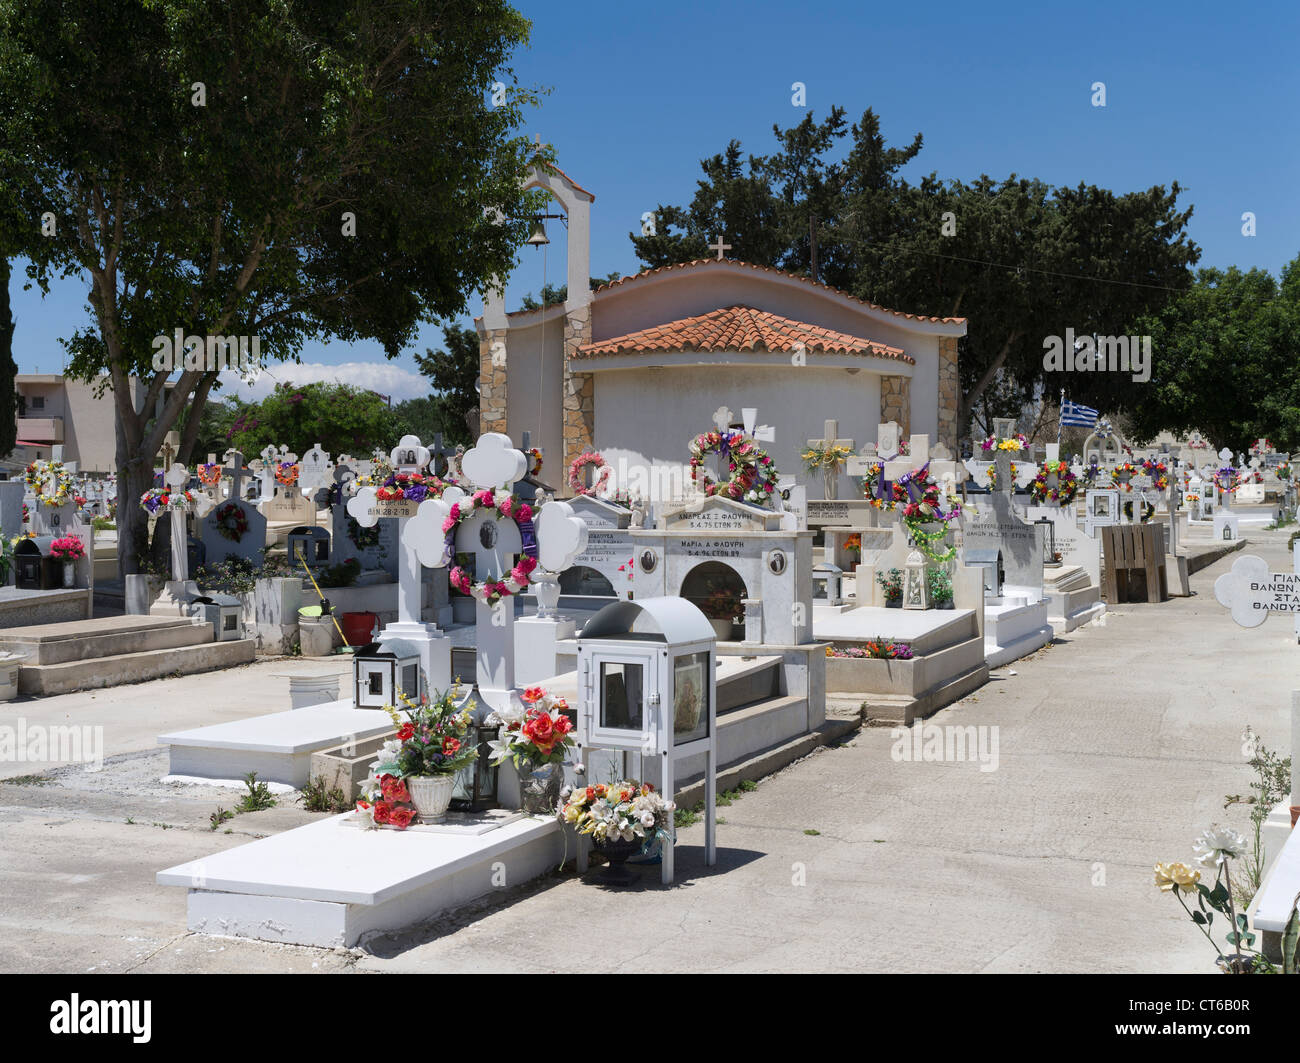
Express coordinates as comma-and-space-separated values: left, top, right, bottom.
1060, 400, 1099, 428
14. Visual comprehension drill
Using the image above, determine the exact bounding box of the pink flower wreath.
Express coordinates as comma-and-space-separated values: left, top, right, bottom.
568, 450, 611, 496
442, 490, 539, 606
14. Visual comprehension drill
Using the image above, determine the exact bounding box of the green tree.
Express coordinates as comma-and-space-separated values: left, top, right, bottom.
412, 324, 481, 446
226, 382, 401, 457
631, 107, 1199, 435
1128, 258, 1300, 452
0, 0, 546, 571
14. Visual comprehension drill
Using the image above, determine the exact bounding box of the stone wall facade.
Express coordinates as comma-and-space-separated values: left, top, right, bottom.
937, 335, 960, 452
880, 375, 910, 437
478, 328, 509, 436
561, 303, 595, 469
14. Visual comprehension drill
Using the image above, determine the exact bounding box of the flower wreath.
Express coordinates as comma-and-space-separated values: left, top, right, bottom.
214, 500, 249, 542
985, 461, 1019, 490
980, 433, 1028, 454
527, 448, 543, 477
139, 487, 196, 514
1141, 459, 1169, 492
376, 472, 449, 504
568, 451, 611, 497
443, 490, 539, 606
1123, 498, 1155, 522
24, 460, 75, 508
1029, 460, 1079, 505
688, 430, 780, 505
1110, 462, 1141, 492
347, 515, 381, 549
274, 462, 299, 487
197, 463, 223, 486
1213, 466, 1242, 494
861, 461, 961, 562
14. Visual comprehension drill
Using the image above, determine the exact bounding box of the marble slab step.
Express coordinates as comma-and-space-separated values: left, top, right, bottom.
158, 811, 564, 948
19, 637, 256, 696
0, 614, 211, 665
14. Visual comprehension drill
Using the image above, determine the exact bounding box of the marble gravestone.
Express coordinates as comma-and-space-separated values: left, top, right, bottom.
632, 495, 814, 646
200, 450, 267, 565
330, 463, 396, 572
562, 494, 636, 600
960, 449, 1046, 601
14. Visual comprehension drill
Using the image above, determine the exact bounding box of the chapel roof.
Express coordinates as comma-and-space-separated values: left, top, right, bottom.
591, 258, 967, 325
574, 304, 913, 363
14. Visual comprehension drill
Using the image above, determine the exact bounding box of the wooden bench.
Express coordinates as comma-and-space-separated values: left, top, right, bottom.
1100, 524, 1168, 603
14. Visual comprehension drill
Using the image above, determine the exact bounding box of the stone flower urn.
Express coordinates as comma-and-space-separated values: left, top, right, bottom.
406, 774, 455, 824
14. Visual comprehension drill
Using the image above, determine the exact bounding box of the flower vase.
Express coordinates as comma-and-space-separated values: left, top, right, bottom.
518, 761, 563, 815
709, 618, 733, 641
533, 574, 561, 619
405, 774, 455, 824
592, 835, 645, 886
61, 560, 75, 588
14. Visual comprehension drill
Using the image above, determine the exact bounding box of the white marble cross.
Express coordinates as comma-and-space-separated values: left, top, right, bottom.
1215, 553, 1300, 628
806, 419, 854, 500
708, 236, 731, 260
298, 444, 333, 494
741, 407, 775, 443
222, 449, 248, 501
404, 432, 588, 716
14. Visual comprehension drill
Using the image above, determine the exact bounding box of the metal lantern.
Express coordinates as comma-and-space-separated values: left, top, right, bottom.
902, 549, 930, 610
450, 723, 500, 812
1033, 516, 1057, 564
287, 525, 331, 569
190, 593, 243, 641
811, 562, 843, 605
967, 547, 1003, 597
14, 537, 58, 590
352, 638, 422, 708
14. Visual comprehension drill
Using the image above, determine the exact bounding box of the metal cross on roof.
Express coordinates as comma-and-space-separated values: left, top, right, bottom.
708, 236, 731, 260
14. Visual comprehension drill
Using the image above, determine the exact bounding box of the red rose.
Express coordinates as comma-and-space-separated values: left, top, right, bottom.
397, 723, 415, 741
389, 807, 415, 830
553, 715, 573, 735
525, 713, 554, 745
373, 801, 392, 825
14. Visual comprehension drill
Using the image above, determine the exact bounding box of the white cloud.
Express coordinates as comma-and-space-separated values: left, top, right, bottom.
218, 361, 430, 403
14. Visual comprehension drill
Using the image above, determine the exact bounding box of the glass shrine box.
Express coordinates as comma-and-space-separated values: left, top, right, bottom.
574, 596, 718, 884
353, 638, 423, 709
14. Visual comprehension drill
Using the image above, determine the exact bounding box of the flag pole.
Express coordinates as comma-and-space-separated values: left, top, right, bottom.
1058, 388, 1065, 449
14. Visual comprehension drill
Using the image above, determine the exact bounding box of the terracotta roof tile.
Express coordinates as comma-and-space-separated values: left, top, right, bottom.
576, 305, 913, 363
592, 258, 966, 325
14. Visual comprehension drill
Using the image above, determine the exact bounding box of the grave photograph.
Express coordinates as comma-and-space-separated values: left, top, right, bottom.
0, 0, 1298, 1037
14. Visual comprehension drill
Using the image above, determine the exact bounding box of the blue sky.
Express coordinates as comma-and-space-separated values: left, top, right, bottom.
10, 0, 1298, 399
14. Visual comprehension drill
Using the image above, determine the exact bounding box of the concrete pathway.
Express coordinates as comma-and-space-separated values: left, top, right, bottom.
0, 527, 1293, 972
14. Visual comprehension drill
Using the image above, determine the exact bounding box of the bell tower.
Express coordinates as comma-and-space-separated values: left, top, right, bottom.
480, 157, 595, 469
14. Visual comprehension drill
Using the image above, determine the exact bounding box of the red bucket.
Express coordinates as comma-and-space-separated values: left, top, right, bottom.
340, 611, 378, 647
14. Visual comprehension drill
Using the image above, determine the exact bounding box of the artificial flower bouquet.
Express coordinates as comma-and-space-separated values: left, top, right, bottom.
49, 536, 85, 561
486, 685, 576, 769
355, 688, 478, 830
558, 780, 674, 845
1155, 825, 1298, 974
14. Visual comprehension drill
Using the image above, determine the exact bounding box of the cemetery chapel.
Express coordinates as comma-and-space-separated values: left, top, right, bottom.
477, 162, 967, 482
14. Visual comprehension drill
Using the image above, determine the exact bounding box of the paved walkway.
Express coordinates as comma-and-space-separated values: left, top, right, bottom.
0, 527, 1293, 973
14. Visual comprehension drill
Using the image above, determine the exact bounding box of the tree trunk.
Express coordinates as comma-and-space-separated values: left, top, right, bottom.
0, 259, 16, 458
958, 330, 1022, 427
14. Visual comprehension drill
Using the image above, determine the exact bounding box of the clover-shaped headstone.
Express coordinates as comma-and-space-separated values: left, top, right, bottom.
346, 486, 380, 528
390, 434, 430, 474
403, 485, 467, 568
1214, 554, 1300, 628
535, 499, 589, 572
460, 432, 526, 490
